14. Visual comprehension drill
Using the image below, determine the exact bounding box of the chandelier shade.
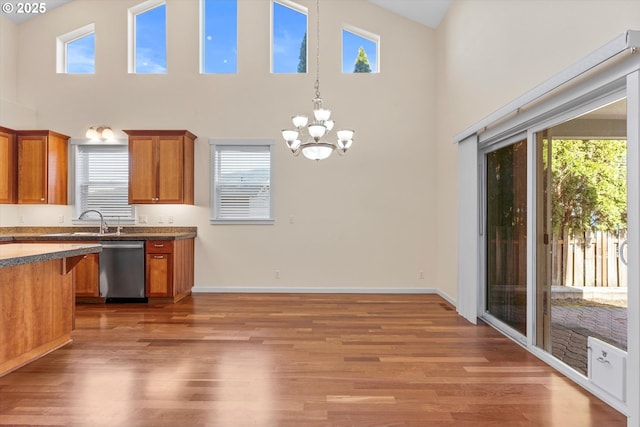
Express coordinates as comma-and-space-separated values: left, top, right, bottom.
281, 0, 355, 160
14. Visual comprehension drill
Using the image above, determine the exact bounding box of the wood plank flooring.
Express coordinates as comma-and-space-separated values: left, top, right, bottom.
0, 293, 627, 426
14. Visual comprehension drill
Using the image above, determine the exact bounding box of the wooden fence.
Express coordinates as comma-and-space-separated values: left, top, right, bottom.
552, 230, 627, 288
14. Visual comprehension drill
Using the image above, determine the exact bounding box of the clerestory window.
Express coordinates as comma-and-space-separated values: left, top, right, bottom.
201, 0, 238, 74
56, 24, 95, 74
128, 0, 167, 74
271, 0, 307, 74
342, 26, 379, 73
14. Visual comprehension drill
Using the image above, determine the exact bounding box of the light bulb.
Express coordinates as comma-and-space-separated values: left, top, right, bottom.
101, 127, 114, 139
86, 127, 99, 139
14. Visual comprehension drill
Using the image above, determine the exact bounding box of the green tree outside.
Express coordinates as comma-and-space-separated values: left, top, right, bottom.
549, 139, 627, 236
297, 32, 306, 73
353, 46, 372, 73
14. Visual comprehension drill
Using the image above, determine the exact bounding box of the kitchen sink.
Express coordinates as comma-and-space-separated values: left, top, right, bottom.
41, 232, 121, 237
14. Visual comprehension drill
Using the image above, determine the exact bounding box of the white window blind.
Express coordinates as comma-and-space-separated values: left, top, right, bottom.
75, 145, 135, 220
211, 142, 273, 223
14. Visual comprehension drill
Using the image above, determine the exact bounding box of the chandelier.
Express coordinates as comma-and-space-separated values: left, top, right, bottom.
281, 0, 354, 161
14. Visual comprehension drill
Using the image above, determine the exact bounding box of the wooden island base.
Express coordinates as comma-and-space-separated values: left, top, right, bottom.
0, 258, 73, 376
0, 243, 101, 377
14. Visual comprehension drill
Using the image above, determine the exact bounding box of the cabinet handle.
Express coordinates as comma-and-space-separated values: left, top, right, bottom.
153, 255, 164, 259
153, 244, 164, 248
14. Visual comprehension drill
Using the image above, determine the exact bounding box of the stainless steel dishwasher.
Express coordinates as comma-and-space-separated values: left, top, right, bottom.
99, 241, 147, 303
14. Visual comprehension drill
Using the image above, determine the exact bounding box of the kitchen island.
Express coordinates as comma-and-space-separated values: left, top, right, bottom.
0, 243, 102, 377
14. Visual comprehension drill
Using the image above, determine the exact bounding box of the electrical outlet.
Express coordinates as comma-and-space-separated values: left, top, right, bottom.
58, 215, 64, 223
168, 215, 174, 224
419, 271, 425, 280
289, 215, 295, 224
275, 270, 280, 279
139, 215, 148, 224
157, 216, 165, 224
19, 215, 24, 224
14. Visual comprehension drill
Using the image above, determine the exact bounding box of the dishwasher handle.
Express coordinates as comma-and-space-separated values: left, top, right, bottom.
101, 242, 145, 249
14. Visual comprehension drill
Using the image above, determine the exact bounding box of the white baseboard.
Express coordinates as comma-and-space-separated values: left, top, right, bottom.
191, 286, 457, 307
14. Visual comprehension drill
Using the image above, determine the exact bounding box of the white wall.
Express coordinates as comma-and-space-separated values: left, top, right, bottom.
1, 0, 438, 292
435, 0, 640, 301
0, 16, 36, 128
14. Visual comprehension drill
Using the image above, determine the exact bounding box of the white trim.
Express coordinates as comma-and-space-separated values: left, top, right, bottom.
457, 133, 479, 324
56, 23, 95, 74
626, 70, 640, 427
198, 0, 205, 74
191, 286, 456, 303
69, 138, 128, 146
454, 30, 640, 144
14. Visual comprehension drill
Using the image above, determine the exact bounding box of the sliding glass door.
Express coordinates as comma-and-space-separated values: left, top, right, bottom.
535, 98, 628, 374
485, 139, 528, 336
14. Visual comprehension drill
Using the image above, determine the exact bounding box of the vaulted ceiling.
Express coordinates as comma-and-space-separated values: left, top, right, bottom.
1, 0, 452, 28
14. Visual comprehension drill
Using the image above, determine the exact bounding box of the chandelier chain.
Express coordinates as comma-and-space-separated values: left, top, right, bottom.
314, 0, 321, 99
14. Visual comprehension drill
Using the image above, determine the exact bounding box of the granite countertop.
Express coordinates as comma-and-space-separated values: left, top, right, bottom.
0, 243, 102, 269
0, 226, 197, 242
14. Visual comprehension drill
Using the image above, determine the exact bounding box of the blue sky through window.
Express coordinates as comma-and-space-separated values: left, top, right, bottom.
342, 29, 377, 73
67, 33, 95, 74
272, 1, 307, 74
136, 4, 167, 73
203, 0, 237, 73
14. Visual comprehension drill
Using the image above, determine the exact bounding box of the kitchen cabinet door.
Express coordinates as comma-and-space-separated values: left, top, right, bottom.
16, 130, 69, 204
157, 135, 184, 203
146, 252, 173, 297
0, 126, 17, 204
74, 253, 100, 297
125, 130, 195, 204
128, 135, 156, 203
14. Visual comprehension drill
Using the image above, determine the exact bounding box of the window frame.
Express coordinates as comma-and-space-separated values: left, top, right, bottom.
128, 0, 167, 74
210, 139, 275, 225
199, 0, 238, 74
270, 0, 308, 74
56, 23, 96, 74
341, 25, 380, 73
70, 138, 136, 225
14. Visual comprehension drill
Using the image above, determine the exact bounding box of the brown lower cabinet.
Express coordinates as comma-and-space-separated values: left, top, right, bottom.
74, 252, 101, 299
145, 239, 194, 303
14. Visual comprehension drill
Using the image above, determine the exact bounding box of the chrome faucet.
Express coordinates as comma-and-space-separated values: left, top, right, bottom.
78, 209, 108, 234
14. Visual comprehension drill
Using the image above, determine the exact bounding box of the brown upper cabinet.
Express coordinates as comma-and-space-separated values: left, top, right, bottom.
124, 130, 196, 204
16, 130, 69, 205
0, 126, 17, 203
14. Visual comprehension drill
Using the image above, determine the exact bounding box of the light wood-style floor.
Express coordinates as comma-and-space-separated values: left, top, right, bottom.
0, 294, 626, 426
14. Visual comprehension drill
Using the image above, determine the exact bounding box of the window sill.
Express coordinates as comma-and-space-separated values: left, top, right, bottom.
209, 219, 274, 225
